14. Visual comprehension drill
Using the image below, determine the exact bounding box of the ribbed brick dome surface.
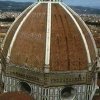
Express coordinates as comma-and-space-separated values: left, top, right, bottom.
1, 2, 97, 72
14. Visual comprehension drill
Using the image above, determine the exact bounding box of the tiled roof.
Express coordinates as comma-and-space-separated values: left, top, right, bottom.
93, 95, 100, 100
0, 91, 34, 100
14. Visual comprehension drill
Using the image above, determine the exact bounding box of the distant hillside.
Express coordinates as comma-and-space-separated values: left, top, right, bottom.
0, 1, 32, 12
0, 1, 100, 14
71, 6, 100, 14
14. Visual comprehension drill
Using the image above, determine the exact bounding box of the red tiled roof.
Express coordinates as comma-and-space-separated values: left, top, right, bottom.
93, 95, 100, 100
97, 79, 100, 86
0, 91, 34, 100
94, 37, 100, 48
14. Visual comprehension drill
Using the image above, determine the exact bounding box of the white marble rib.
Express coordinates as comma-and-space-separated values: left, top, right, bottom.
1, 3, 37, 50
59, 2, 91, 64
44, 2, 51, 73
62, 2, 98, 57
7, 3, 41, 61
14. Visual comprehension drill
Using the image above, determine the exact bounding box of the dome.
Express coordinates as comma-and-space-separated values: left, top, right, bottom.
1, 0, 98, 86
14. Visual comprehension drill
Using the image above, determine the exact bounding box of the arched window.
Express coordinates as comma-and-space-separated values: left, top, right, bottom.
18, 82, 31, 94
61, 86, 76, 100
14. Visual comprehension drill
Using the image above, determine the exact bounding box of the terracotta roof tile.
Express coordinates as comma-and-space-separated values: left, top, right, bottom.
0, 91, 34, 100
93, 95, 100, 100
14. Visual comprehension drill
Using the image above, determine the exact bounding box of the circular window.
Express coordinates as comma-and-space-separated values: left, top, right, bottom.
18, 82, 31, 94
61, 86, 76, 100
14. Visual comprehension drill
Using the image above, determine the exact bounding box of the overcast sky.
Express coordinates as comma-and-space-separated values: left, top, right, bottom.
0, 0, 100, 7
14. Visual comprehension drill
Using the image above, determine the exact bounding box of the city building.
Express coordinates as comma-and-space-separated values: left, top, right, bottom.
0, 0, 99, 100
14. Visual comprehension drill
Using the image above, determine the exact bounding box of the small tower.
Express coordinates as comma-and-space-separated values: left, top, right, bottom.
1, 0, 98, 100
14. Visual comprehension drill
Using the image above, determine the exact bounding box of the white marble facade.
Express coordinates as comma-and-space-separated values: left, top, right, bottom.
2, 75, 97, 100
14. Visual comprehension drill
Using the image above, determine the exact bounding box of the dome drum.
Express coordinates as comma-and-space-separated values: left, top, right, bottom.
5, 64, 95, 87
